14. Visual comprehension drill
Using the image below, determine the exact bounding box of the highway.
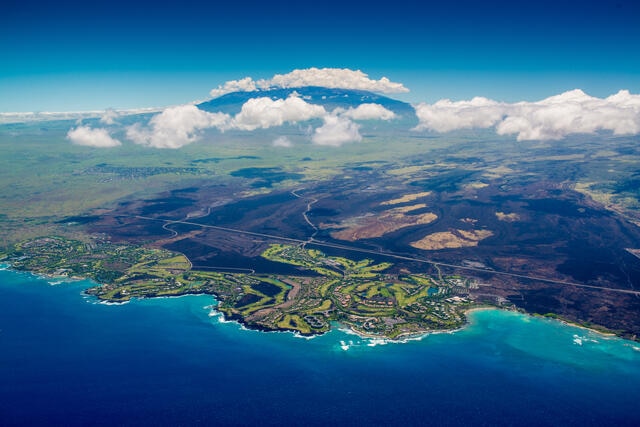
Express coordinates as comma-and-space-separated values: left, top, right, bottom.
121, 214, 640, 296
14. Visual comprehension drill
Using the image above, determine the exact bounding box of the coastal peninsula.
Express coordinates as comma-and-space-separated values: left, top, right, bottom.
4, 236, 479, 339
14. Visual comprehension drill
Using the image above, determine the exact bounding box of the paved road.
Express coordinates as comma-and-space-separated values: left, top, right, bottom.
119, 214, 640, 296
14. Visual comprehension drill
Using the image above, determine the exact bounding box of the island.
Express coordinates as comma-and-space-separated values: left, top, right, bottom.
4, 236, 480, 339
4, 87, 640, 342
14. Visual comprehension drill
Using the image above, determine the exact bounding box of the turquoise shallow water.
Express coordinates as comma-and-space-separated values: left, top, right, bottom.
1, 265, 639, 426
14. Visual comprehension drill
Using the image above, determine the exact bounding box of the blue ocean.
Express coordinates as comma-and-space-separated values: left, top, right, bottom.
2, 265, 639, 426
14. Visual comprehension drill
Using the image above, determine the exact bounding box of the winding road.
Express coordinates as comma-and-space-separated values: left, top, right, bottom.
290, 188, 319, 246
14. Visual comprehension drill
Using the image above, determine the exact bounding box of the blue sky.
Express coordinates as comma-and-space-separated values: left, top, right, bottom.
2, 0, 639, 112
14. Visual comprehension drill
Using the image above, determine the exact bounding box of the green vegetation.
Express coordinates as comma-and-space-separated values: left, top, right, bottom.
4, 238, 477, 339
0, 120, 447, 246
2, 109, 640, 341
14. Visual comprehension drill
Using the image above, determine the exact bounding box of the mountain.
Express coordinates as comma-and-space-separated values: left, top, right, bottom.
197, 86, 416, 120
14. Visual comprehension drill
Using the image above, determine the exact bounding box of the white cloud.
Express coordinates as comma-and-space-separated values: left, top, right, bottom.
100, 108, 119, 125
338, 103, 397, 120
413, 97, 505, 133
231, 95, 326, 131
413, 89, 640, 141
0, 107, 161, 125
272, 136, 293, 147
0, 111, 101, 124
122, 95, 348, 149
210, 77, 258, 98
312, 115, 362, 146
67, 126, 122, 148
496, 89, 640, 141
100, 108, 120, 125
259, 68, 408, 94
126, 104, 230, 149
209, 68, 408, 99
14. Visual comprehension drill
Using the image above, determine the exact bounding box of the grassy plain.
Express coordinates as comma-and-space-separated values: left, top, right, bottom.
0, 119, 455, 246
4, 118, 638, 238
3, 114, 640, 339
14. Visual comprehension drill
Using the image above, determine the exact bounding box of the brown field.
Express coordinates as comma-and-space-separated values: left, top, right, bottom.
495, 211, 520, 222
380, 192, 432, 206
330, 206, 437, 241
410, 229, 494, 250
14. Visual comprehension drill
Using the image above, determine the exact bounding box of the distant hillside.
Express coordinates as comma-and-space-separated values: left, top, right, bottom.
197, 86, 416, 119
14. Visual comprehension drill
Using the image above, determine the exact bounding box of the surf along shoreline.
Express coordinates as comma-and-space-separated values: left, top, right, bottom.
0, 260, 630, 343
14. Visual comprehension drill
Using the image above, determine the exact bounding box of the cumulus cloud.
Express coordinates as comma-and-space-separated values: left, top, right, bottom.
496, 89, 640, 141
121, 95, 353, 149
100, 108, 119, 125
272, 136, 293, 147
210, 68, 408, 98
413, 89, 640, 141
413, 97, 505, 133
126, 104, 230, 149
338, 103, 397, 120
210, 77, 258, 98
259, 68, 409, 94
312, 115, 362, 146
231, 95, 326, 131
67, 126, 122, 147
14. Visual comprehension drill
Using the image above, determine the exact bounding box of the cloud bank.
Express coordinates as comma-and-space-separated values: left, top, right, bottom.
414, 89, 640, 141
126, 104, 230, 149
67, 126, 121, 147
210, 68, 408, 98
121, 94, 346, 148
58, 66, 640, 150
0, 107, 160, 125
116, 95, 330, 148
47, 68, 397, 150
